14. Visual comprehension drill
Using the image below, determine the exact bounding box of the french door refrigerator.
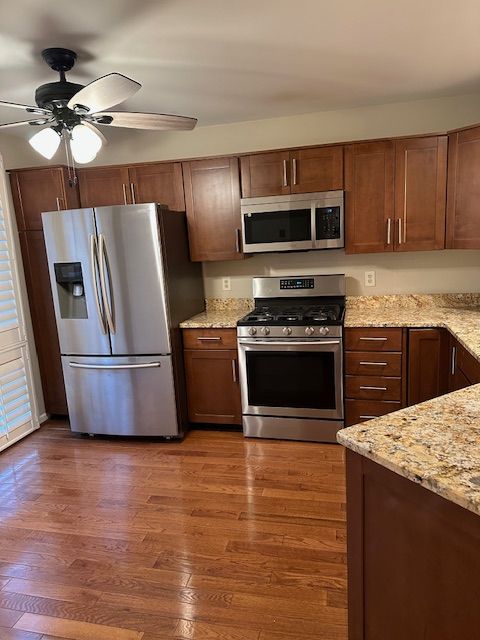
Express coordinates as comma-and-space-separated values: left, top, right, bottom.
42, 203, 204, 437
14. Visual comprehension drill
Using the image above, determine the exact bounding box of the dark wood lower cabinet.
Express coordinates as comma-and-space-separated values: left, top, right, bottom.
19, 230, 67, 414
408, 328, 449, 405
184, 347, 241, 425
346, 449, 480, 640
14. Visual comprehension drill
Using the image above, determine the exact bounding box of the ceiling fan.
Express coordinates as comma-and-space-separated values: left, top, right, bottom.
0, 47, 197, 164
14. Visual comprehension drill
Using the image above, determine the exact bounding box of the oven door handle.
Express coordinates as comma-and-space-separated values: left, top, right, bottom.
239, 340, 341, 346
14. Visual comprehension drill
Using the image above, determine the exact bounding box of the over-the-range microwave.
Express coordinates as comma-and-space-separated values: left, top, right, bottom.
240, 190, 344, 253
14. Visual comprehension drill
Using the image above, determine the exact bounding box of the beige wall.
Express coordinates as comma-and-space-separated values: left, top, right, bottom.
2, 91, 480, 169
203, 250, 480, 298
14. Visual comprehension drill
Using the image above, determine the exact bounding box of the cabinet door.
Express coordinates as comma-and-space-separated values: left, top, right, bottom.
182, 157, 243, 262
240, 151, 290, 197
408, 328, 448, 406
77, 166, 131, 207
128, 163, 185, 211
10, 167, 79, 231
19, 231, 67, 414
290, 146, 343, 194
345, 141, 395, 254
447, 126, 480, 249
184, 349, 241, 424
395, 136, 447, 252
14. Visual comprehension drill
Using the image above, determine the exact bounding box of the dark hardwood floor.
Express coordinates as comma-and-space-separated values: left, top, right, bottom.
0, 421, 347, 640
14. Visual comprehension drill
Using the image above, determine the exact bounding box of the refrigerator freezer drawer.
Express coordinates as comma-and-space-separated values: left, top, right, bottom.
62, 355, 180, 437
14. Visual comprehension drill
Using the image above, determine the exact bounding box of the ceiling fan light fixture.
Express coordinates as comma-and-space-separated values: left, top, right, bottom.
70, 123, 103, 164
28, 127, 61, 159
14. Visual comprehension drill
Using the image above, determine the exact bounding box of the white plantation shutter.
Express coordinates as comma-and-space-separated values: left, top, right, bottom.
0, 155, 38, 451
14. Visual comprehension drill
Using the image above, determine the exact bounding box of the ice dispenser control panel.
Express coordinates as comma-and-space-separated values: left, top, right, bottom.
54, 262, 87, 319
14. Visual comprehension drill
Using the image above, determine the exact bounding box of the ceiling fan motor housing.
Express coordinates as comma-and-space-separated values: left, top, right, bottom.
35, 81, 84, 109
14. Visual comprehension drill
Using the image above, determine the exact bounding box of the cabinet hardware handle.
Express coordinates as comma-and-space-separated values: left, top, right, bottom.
398, 218, 402, 244
235, 228, 241, 253
359, 415, 378, 419
359, 386, 387, 391
292, 158, 297, 185
232, 359, 237, 383
359, 337, 388, 341
451, 346, 457, 375
197, 337, 222, 341
282, 159, 288, 187
386, 218, 392, 245
122, 183, 128, 205
56, 197, 63, 211
130, 182, 136, 204
359, 361, 388, 366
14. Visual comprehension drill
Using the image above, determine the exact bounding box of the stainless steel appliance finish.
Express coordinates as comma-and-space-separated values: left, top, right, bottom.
241, 191, 344, 254
237, 274, 345, 443
43, 204, 204, 437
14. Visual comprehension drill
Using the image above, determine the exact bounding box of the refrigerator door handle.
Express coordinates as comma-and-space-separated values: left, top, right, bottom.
68, 362, 161, 370
89, 234, 107, 334
98, 233, 116, 334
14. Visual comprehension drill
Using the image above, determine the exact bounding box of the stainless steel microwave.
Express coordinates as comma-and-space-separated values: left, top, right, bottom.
240, 190, 344, 254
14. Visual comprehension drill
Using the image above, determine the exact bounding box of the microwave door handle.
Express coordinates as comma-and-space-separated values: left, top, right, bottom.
90, 234, 107, 334
98, 233, 115, 334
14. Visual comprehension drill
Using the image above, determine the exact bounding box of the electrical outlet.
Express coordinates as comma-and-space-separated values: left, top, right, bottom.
365, 271, 376, 287
222, 277, 231, 291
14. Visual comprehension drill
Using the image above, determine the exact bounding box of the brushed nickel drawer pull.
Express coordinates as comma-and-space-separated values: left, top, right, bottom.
386, 218, 392, 245
451, 346, 457, 375
282, 159, 288, 187
359, 385, 387, 391
197, 337, 222, 341
359, 415, 378, 419
359, 337, 388, 341
359, 361, 388, 366
292, 158, 297, 185
231, 359, 237, 383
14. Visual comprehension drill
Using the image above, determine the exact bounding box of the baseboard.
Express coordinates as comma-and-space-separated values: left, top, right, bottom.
38, 412, 49, 425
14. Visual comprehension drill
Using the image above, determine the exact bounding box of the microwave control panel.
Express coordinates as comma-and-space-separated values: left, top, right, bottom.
316, 206, 341, 240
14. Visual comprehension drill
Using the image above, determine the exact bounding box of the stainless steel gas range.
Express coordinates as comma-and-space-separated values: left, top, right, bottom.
237, 274, 345, 443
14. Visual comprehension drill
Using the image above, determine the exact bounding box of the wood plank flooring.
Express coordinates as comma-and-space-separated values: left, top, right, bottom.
0, 421, 347, 639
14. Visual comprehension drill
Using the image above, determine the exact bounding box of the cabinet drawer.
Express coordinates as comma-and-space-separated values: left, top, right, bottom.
345, 399, 401, 426
345, 351, 401, 377
345, 328, 403, 352
456, 342, 480, 385
183, 328, 237, 350
346, 375, 402, 401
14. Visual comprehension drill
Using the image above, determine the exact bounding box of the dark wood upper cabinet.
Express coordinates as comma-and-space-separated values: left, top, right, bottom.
240, 151, 290, 197
394, 136, 447, 252
19, 230, 67, 414
128, 163, 185, 211
290, 145, 343, 194
446, 125, 480, 249
182, 156, 243, 262
345, 141, 395, 254
10, 166, 80, 231
77, 166, 131, 207
407, 328, 448, 406
240, 146, 343, 197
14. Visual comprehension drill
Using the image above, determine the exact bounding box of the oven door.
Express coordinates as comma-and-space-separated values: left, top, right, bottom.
241, 201, 314, 253
238, 338, 343, 420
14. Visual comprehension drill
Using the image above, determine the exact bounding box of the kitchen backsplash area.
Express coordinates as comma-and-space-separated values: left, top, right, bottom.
203, 249, 480, 298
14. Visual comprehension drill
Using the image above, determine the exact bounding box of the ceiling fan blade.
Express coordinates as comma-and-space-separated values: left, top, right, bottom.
91, 111, 197, 131
82, 120, 108, 145
68, 73, 141, 114
0, 100, 51, 116
0, 118, 52, 130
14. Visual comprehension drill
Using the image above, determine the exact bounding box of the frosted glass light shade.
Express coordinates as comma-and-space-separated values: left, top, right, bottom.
29, 127, 61, 159
70, 124, 102, 164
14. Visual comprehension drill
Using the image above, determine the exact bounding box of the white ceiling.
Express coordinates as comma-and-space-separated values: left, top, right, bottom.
1, 0, 480, 136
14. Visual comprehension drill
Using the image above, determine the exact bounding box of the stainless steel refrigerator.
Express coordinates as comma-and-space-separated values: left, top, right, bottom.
42, 203, 204, 437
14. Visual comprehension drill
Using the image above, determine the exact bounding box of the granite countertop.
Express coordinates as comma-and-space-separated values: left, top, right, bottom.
181, 294, 480, 515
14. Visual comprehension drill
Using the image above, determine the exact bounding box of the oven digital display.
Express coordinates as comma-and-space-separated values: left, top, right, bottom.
280, 278, 314, 290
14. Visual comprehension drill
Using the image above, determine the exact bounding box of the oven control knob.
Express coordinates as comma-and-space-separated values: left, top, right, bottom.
305, 326, 315, 336
282, 327, 292, 336
319, 326, 330, 336
261, 326, 270, 336
248, 327, 257, 336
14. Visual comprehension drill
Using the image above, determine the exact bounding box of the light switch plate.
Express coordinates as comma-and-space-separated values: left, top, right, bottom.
222, 277, 231, 291
365, 271, 376, 287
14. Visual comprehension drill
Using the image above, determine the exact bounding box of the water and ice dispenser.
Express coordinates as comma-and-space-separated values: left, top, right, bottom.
54, 262, 88, 319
